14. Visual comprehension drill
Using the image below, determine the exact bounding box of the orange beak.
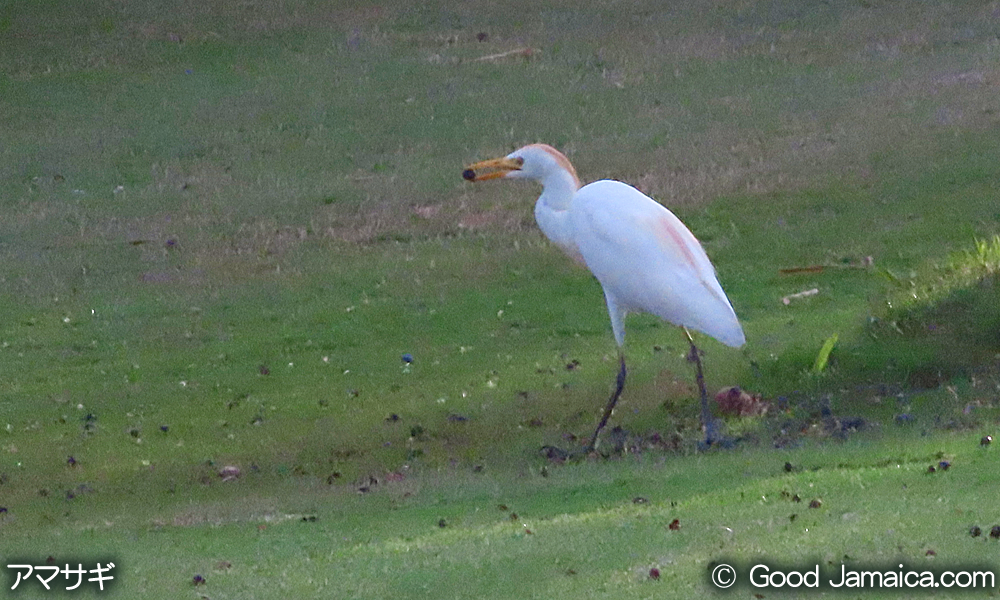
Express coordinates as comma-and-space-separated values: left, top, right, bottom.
462, 157, 522, 182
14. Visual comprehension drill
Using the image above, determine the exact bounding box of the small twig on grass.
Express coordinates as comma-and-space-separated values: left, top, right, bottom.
470, 47, 538, 62
779, 265, 825, 274
782, 288, 819, 305
779, 256, 874, 275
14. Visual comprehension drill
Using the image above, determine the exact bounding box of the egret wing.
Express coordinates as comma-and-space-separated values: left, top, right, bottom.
571, 180, 745, 347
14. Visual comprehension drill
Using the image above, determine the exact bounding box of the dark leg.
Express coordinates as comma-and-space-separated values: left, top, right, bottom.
586, 352, 627, 453
684, 327, 716, 446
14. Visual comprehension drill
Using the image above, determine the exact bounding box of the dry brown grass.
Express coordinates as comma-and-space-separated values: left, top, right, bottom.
5, 0, 1000, 264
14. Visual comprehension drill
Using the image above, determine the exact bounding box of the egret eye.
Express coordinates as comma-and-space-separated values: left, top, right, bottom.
514, 157, 524, 166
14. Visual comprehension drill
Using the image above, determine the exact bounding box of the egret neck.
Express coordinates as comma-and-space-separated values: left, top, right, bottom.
532, 167, 582, 262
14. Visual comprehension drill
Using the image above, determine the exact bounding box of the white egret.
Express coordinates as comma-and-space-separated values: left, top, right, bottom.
463, 143, 745, 451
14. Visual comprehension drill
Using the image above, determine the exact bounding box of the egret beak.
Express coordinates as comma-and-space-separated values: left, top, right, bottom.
462, 157, 523, 182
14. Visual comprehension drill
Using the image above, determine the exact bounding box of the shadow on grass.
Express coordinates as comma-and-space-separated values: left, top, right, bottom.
711, 248, 1000, 453
870, 273, 1000, 389
858, 236, 1000, 390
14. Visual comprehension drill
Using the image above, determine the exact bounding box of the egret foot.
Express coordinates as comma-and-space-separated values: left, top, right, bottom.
703, 418, 721, 445
540, 444, 605, 462
540, 445, 571, 462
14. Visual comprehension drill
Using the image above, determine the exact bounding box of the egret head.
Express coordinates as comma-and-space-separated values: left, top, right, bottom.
463, 144, 580, 190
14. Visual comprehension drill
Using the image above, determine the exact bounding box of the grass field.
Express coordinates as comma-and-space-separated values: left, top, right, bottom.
2, 0, 1000, 598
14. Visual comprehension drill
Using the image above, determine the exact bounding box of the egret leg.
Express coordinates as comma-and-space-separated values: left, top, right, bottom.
586, 352, 627, 453
684, 327, 717, 446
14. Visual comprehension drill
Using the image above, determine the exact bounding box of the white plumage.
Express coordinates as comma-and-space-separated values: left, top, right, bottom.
570, 179, 745, 348
464, 143, 744, 450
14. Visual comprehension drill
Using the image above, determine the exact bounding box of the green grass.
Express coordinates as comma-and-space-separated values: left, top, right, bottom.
3, 433, 999, 598
2, 0, 1000, 597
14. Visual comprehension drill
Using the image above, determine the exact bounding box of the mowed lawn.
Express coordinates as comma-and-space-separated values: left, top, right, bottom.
1, 0, 1000, 598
